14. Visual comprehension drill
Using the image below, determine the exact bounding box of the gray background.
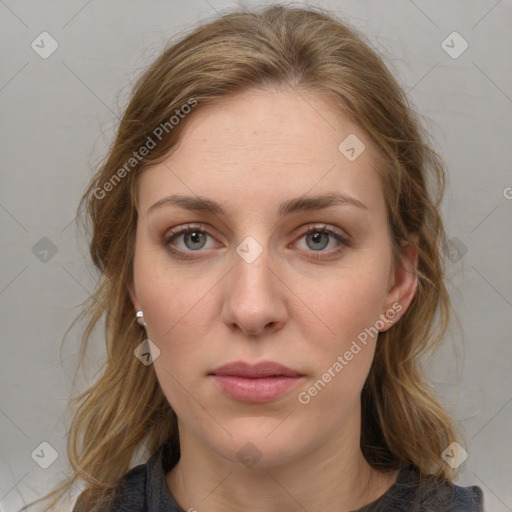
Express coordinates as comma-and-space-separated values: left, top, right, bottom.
1, 0, 511, 510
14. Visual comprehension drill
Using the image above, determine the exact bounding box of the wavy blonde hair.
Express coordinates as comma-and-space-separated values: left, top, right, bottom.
24, 4, 464, 511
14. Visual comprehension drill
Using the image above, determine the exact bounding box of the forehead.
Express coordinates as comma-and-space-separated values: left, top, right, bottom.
137, 87, 386, 218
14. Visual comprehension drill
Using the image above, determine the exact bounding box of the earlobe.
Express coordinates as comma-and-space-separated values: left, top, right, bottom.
128, 283, 146, 328
135, 310, 146, 327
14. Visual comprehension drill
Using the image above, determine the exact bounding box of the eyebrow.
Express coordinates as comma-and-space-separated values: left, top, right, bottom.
147, 192, 369, 217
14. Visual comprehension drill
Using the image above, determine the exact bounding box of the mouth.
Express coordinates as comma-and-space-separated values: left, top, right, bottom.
208, 360, 305, 403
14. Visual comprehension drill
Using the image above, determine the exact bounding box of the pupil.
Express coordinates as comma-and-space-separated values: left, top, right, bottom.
309, 232, 328, 250
187, 231, 204, 249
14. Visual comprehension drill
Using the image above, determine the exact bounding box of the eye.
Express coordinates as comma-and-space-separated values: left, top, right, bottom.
162, 224, 218, 258
293, 224, 349, 260
162, 223, 350, 260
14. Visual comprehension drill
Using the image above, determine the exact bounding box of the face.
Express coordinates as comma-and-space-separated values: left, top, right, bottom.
130, 87, 417, 468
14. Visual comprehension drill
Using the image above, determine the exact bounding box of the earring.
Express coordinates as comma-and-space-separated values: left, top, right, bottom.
136, 310, 146, 327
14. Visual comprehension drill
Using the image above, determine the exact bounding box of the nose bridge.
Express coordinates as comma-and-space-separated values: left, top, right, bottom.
222, 235, 286, 336
235, 239, 272, 294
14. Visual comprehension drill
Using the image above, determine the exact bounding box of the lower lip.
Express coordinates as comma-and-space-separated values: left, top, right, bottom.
209, 375, 304, 403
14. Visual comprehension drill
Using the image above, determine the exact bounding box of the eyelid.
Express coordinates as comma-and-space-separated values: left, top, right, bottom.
300, 223, 350, 242
292, 223, 350, 259
162, 223, 215, 246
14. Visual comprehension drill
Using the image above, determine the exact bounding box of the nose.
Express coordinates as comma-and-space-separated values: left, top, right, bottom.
221, 245, 288, 338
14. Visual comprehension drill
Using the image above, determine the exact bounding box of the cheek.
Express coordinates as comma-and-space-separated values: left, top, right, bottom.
296, 275, 384, 415
291, 254, 391, 402
133, 234, 206, 336
137, 274, 210, 412
301, 260, 391, 342
132, 245, 220, 393
138, 279, 210, 357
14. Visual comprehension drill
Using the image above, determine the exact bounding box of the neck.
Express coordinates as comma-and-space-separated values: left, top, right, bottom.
166, 410, 398, 512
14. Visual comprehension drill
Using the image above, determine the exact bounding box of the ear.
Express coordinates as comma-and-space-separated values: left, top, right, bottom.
379, 236, 418, 332
128, 282, 142, 313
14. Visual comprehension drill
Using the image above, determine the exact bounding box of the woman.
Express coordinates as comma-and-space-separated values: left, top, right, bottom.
26, 4, 484, 511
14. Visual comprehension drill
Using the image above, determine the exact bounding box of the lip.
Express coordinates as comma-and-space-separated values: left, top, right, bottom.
209, 375, 305, 403
208, 361, 305, 403
209, 361, 304, 378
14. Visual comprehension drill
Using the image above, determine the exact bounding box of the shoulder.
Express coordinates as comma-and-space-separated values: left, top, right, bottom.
72, 463, 148, 512
112, 463, 148, 511
430, 481, 484, 512
363, 464, 484, 512
400, 465, 485, 512
73, 438, 179, 512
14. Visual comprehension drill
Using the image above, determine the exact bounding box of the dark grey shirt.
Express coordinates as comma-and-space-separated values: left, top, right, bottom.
76, 439, 484, 511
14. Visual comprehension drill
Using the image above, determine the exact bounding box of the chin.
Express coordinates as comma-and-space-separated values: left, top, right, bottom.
208, 424, 310, 469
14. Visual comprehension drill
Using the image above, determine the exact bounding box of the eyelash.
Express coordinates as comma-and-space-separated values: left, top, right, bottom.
162, 223, 350, 260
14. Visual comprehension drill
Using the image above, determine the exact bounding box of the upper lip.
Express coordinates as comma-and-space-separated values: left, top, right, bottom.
209, 361, 304, 378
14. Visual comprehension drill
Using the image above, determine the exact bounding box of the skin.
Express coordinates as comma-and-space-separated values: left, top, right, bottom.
130, 87, 418, 512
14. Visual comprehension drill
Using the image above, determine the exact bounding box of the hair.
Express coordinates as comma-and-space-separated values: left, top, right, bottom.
24, 3, 465, 511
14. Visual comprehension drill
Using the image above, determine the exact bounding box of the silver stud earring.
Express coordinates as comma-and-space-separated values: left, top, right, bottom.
136, 310, 146, 327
